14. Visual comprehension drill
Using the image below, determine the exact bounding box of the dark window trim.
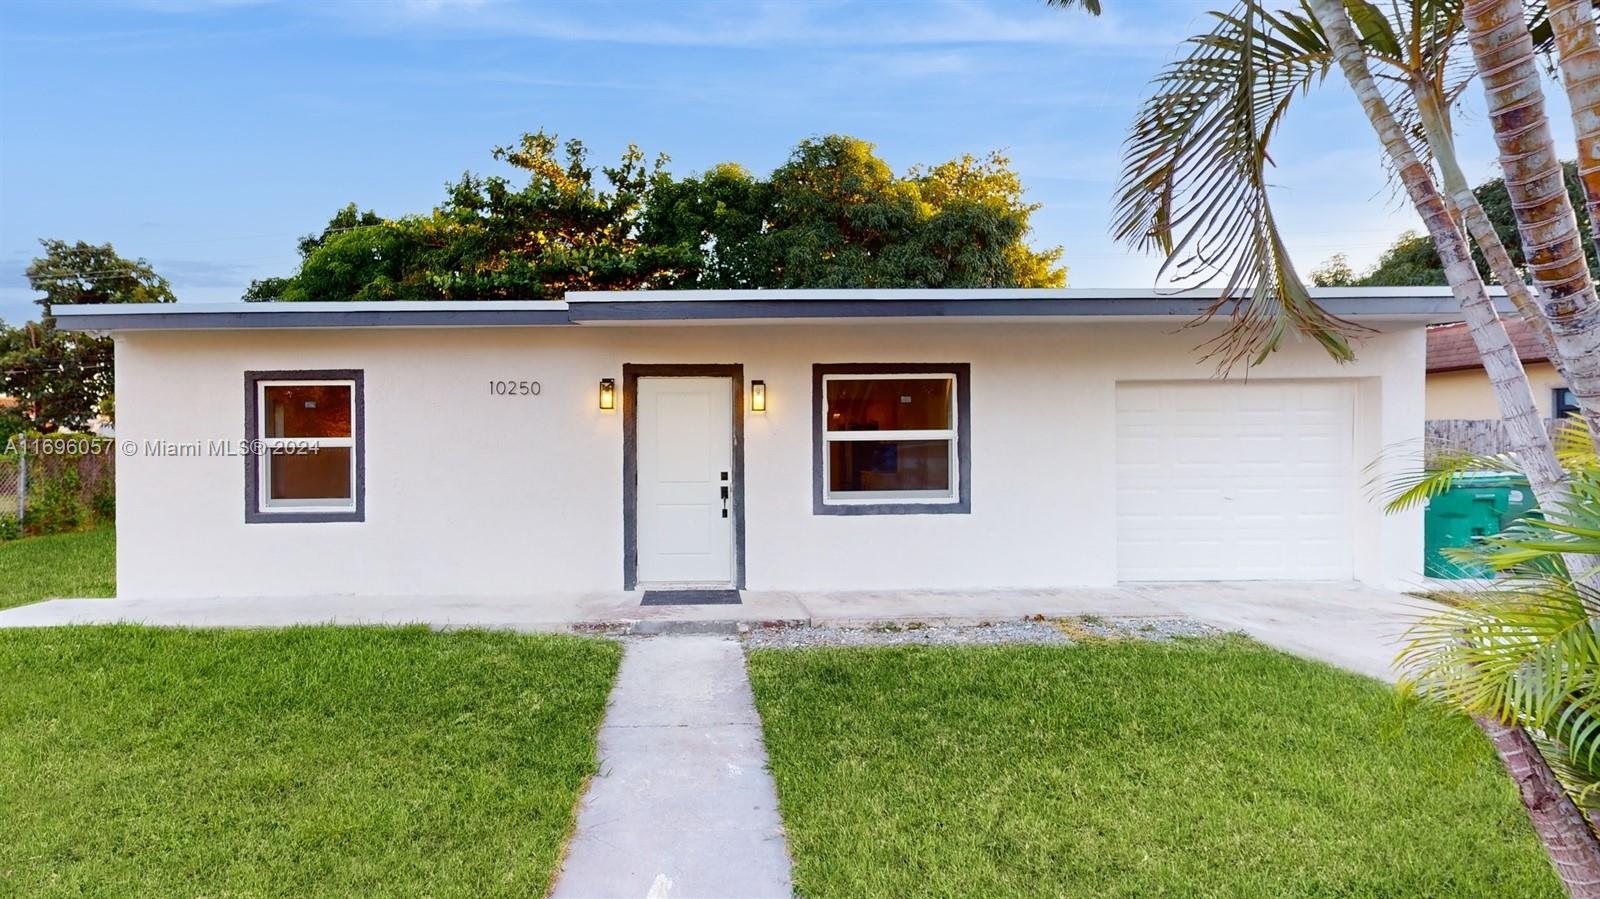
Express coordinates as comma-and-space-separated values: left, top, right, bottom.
621, 364, 746, 590
1555, 387, 1580, 418
244, 369, 366, 524
812, 362, 972, 516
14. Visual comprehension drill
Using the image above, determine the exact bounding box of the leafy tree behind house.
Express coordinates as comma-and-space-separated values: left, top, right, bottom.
1312, 162, 1599, 287
246, 132, 1066, 301
242, 204, 384, 301
2, 240, 175, 432
25, 239, 176, 315
645, 136, 1063, 289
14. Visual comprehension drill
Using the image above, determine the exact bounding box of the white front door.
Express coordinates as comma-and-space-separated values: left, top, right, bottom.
636, 376, 735, 586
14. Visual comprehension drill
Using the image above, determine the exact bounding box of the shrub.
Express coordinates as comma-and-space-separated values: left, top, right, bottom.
89, 484, 115, 523
0, 410, 27, 450
7, 433, 116, 537
24, 466, 83, 536
0, 514, 19, 541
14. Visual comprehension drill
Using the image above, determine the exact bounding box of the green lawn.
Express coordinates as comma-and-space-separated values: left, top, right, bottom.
0, 626, 621, 898
748, 637, 1560, 898
0, 526, 115, 610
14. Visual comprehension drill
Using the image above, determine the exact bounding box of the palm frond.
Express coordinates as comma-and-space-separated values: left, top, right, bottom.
1401, 572, 1600, 808
1042, 0, 1102, 15
1344, 0, 1404, 59
1554, 415, 1600, 469
1115, 1, 1373, 368
1531, 727, 1600, 812
1376, 448, 1521, 513
1468, 471, 1600, 574
1399, 577, 1600, 729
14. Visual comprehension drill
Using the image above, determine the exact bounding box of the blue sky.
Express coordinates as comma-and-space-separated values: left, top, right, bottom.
0, 0, 1551, 324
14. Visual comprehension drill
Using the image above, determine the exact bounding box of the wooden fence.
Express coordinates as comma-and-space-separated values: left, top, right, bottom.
1425, 418, 1563, 458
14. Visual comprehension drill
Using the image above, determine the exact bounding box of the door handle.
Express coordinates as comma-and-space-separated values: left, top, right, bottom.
720, 485, 730, 518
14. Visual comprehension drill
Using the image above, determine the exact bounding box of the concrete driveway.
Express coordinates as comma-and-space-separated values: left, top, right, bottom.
0, 580, 1438, 682
1127, 581, 1445, 683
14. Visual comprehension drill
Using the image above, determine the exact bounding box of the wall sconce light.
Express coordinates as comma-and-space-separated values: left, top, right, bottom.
599, 378, 616, 411
750, 380, 767, 413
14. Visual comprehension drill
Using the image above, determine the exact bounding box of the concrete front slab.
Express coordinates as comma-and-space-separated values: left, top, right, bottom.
783, 586, 1179, 625
551, 636, 792, 899
0, 591, 810, 632
0, 583, 1295, 633
0, 581, 1440, 684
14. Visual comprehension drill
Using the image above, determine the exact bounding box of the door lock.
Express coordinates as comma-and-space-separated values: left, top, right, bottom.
720, 485, 730, 518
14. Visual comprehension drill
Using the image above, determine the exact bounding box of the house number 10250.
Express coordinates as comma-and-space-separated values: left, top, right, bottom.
489, 380, 541, 396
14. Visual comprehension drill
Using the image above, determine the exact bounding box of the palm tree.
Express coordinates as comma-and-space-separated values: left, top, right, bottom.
1110, 0, 1571, 506
1398, 4, 1577, 389
1305, 6, 1600, 888
1548, 0, 1600, 251
1390, 424, 1600, 893
1461, 0, 1600, 441
1069, 0, 1600, 887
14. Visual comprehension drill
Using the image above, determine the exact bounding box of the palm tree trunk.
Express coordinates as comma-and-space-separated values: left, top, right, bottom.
1306, 4, 1600, 892
1481, 716, 1600, 897
1306, 0, 1567, 509
1548, 0, 1600, 246
1464, 0, 1600, 442
1411, 81, 1575, 388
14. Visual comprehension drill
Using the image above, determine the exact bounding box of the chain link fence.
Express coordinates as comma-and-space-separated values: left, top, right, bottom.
0, 453, 20, 522
0, 440, 116, 530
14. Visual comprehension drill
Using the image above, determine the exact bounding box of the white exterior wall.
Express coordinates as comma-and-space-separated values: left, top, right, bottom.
112, 321, 1426, 598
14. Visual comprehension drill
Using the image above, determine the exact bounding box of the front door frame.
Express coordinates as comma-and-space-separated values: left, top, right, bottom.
622, 363, 746, 590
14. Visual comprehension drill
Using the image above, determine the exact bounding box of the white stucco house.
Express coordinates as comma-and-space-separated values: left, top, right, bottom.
53, 287, 1467, 601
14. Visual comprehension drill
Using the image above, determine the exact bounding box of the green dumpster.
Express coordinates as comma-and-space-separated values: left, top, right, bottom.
1423, 472, 1539, 579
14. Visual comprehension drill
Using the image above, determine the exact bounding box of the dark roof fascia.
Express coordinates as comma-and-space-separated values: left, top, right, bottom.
52, 292, 1501, 332
568, 295, 1482, 322
56, 308, 574, 331
1428, 360, 1555, 375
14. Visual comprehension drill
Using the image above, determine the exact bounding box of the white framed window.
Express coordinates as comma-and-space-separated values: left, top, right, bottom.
813, 364, 971, 515
245, 370, 364, 523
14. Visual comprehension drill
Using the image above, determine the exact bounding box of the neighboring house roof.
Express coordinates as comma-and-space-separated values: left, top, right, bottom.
50, 287, 1511, 333
1427, 319, 1548, 373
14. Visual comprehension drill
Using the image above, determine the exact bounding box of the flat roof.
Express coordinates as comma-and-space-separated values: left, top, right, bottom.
50, 287, 1498, 332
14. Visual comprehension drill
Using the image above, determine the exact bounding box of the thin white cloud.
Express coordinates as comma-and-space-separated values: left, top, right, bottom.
872, 50, 975, 78
319, 0, 1192, 50
118, 0, 278, 11
380, 67, 675, 93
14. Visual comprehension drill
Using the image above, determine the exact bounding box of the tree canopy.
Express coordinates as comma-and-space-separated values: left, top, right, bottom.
2, 240, 175, 433
245, 132, 1065, 301
25, 239, 175, 314
1312, 162, 1599, 287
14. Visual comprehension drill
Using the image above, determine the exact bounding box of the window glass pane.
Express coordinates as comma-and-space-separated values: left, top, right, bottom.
264, 384, 352, 438
828, 439, 951, 494
268, 447, 352, 501
1556, 388, 1579, 417
826, 377, 951, 432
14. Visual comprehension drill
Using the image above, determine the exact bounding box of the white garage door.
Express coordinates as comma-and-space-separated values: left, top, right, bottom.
1115, 381, 1355, 581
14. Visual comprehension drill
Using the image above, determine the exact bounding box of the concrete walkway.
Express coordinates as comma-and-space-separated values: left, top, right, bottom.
551, 636, 792, 899
0, 581, 1441, 682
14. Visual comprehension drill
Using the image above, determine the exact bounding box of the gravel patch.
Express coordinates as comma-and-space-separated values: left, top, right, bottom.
1065, 615, 1222, 641
742, 616, 1221, 649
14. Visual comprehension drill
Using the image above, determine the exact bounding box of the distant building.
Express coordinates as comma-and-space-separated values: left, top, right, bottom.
1426, 320, 1575, 420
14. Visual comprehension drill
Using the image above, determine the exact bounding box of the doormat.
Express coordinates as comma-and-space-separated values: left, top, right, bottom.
640, 589, 742, 606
